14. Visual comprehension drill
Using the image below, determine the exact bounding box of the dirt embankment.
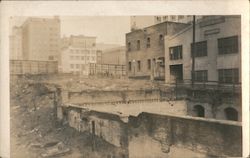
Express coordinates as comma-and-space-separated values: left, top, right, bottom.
10, 76, 121, 158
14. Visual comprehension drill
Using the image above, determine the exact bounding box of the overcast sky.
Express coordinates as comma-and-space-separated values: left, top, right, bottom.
10, 16, 131, 46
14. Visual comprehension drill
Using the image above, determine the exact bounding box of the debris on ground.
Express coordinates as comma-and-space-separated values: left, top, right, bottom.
41, 142, 71, 158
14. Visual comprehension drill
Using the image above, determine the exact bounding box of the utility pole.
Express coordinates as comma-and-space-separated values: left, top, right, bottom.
191, 15, 196, 87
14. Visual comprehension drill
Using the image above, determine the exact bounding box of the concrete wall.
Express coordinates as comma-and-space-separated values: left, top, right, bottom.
165, 16, 241, 84
63, 89, 161, 104
57, 103, 241, 157
128, 112, 242, 157
58, 106, 128, 157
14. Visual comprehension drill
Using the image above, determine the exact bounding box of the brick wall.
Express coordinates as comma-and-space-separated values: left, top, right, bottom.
128, 112, 242, 157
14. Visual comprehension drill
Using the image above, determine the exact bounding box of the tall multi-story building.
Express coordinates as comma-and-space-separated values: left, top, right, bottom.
165, 16, 241, 84
130, 16, 201, 31
10, 26, 23, 60
59, 35, 98, 75
165, 16, 241, 121
22, 16, 61, 61
126, 21, 190, 80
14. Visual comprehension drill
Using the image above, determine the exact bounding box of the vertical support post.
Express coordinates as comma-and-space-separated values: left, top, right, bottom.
191, 15, 196, 88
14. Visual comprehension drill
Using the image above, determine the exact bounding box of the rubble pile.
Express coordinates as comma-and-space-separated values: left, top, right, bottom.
10, 76, 129, 158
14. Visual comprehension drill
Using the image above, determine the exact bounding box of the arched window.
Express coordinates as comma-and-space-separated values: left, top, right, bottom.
224, 107, 238, 121
193, 105, 205, 117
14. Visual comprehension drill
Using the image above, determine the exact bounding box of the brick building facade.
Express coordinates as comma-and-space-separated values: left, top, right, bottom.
126, 21, 189, 80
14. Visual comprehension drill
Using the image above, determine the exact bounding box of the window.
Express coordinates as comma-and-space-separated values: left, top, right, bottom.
48, 56, 54, 60
128, 62, 132, 71
191, 41, 207, 57
159, 34, 164, 45
147, 59, 151, 70
171, 16, 176, 21
70, 64, 74, 69
156, 16, 161, 22
218, 68, 239, 83
193, 70, 208, 82
218, 36, 238, 54
163, 16, 168, 21
81, 56, 84, 60
128, 42, 131, 51
178, 15, 185, 20
137, 40, 140, 50
137, 61, 141, 71
76, 64, 80, 69
169, 45, 183, 60
146, 38, 150, 48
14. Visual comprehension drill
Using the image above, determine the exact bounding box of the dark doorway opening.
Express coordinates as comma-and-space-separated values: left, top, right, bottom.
170, 64, 183, 82
193, 105, 205, 117
224, 107, 238, 121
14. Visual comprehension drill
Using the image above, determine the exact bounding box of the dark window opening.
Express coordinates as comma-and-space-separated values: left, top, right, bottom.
128, 62, 132, 71
193, 105, 205, 117
169, 45, 183, 60
127, 42, 131, 51
137, 61, 141, 71
218, 36, 238, 54
224, 107, 238, 121
170, 64, 183, 81
191, 41, 207, 57
193, 70, 208, 82
146, 37, 150, 48
159, 34, 164, 45
218, 68, 239, 83
137, 40, 140, 50
147, 59, 151, 70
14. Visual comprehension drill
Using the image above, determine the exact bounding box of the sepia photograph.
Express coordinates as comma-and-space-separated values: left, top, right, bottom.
0, 1, 249, 158
9, 15, 243, 158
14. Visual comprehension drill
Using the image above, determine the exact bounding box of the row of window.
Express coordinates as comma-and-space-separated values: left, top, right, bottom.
192, 69, 239, 83
155, 15, 186, 23
70, 56, 96, 61
70, 64, 87, 69
70, 50, 94, 54
128, 59, 157, 72
127, 34, 164, 51
169, 36, 238, 60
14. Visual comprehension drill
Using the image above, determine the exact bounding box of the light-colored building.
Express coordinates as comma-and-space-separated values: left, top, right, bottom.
126, 21, 190, 80
59, 35, 98, 75
22, 16, 61, 61
165, 16, 241, 121
165, 16, 241, 84
101, 46, 126, 65
61, 35, 96, 49
59, 47, 97, 75
130, 16, 201, 31
10, 26, 23, 60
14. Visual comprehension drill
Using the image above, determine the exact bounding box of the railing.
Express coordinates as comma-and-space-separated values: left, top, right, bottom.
89, 63, 126, 77
68, 99, 164, 106
173, 79, 241, 92
10, 60, 58, 75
